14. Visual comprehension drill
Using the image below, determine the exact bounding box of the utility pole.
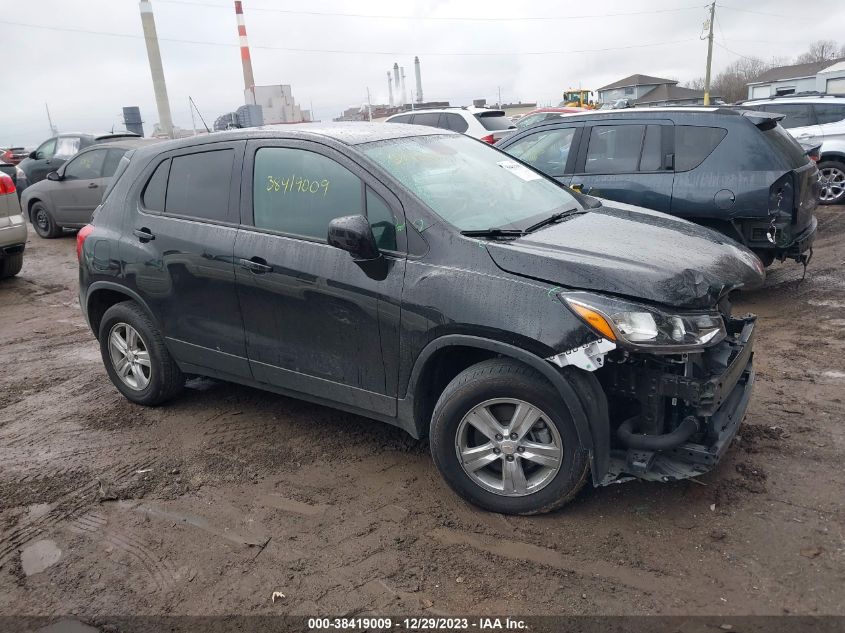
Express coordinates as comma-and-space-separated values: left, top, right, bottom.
703, 1, 715, 106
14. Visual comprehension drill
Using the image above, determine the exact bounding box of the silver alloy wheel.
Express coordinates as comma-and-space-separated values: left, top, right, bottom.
455, 398, 563, 497
820, 166, 845, 202
34, 207, 49, 232
108, 323, 151, 391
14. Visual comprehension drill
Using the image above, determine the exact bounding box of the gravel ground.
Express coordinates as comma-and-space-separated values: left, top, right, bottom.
0, 207, 843, 619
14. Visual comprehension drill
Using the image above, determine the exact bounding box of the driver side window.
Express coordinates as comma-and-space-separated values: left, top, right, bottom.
505, 128, 576, 177
64, 149, 107, 180
36, 138, 56, 160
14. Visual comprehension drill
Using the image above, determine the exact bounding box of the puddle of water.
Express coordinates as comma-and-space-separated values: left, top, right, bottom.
26, 503, 52, 521
808, 299, 845, 309
35, 618, 100, 633
20, 538, 61, 576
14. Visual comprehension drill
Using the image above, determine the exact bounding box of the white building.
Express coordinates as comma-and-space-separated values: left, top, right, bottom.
747, 58, 845, 99
245, 84, 311, 124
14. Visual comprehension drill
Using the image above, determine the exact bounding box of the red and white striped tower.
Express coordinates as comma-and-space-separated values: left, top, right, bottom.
235, 1, 255, 90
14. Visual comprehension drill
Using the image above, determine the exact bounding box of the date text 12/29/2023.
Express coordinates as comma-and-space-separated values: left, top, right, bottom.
307, 617, 528, 630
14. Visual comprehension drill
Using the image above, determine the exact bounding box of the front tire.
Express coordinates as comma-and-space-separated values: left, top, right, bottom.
31, 202, 62, 238
430, 358, 589, 515
0, 252, 23, 278
98, 301, 184, 405
818, 160, 845, 205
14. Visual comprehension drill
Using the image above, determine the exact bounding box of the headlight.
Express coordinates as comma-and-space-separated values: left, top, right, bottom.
561, 291, 726, 351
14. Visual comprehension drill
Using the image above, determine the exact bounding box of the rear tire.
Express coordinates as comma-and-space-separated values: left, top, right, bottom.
818, 160, 845, 205
31, 202, 62, 238
0, 252, 23, 278
98, 301, 184, 406
430, 358, 589, 515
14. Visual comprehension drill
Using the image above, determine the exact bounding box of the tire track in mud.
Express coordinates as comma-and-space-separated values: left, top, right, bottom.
69, 510, 177, 593
0, 460, 154, 567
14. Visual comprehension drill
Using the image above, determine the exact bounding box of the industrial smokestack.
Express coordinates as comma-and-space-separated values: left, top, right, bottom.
393, 63, 400, 99
138, 0, 174, 138
234, 1, 255, 90
414, 56, 423, 103
387, 71, 394, 107
400, 67, 407, 106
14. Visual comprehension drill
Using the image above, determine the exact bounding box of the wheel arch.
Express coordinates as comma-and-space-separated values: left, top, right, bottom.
819, 151, 845, 163
85, 282, 161, 338
26, 196, 44, 221
400, 334, 610, 483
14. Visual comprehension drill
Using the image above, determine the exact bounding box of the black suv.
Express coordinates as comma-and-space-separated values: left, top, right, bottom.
497, 108, 819, 267
78, 123, 763, 514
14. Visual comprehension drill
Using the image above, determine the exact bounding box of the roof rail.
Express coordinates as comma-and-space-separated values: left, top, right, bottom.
744, 91, 845, 102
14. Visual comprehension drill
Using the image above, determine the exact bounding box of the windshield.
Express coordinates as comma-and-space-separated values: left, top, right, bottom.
360, 134, 579, 231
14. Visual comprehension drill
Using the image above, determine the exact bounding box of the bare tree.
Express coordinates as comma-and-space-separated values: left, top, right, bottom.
684, 77, 705, 91
795, 40, 842, 64
710, 57, 775, 103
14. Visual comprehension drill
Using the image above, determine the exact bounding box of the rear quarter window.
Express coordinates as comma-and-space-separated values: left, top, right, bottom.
674, 126, 727, 172
761, 124, 808, 168
475, 113, 514, 131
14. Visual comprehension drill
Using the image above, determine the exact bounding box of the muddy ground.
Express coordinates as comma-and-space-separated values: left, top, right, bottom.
0, 208, 843, 621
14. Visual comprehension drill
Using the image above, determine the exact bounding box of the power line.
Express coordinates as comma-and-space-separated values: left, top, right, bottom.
715, 4, 789, 18
714, 39, 760, 62
0, 20, 697, 57
157, 0, 708, 22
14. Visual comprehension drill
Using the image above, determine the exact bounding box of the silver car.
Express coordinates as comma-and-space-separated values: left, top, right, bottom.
21, 139, 159, 238
0, 171, 26, 278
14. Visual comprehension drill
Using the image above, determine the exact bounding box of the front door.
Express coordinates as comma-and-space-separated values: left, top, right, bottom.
53, 148, 109, 225
570, 121, 674, 213
234, 139, 406, 416
122, 141, 250, 379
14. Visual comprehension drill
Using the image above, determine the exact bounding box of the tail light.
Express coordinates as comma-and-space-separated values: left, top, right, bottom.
480, 134, 495, 144
77, 224, 94, 261
0, 173, 15, 194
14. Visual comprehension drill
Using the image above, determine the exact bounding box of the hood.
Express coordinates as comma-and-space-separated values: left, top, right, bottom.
484, 201, 765, 309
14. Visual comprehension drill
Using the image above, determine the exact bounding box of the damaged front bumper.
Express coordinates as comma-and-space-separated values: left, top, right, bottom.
600, 315, 756, 484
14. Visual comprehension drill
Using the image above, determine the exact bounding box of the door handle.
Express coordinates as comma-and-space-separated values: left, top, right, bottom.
88, 182, 98, 189
133, 227, 155, 242
240, 257, 273, 274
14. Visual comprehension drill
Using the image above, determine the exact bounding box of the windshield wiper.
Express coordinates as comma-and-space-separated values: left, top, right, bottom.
524, 207, 585, 234
460, 228, 525, 239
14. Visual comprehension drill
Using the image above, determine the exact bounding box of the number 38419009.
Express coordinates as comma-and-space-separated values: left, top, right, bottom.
267, 175, 330, 197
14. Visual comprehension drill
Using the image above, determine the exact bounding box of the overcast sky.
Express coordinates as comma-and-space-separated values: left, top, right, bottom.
2, 0, 844, 146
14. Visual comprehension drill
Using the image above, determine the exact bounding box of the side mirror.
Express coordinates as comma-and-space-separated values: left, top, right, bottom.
327, 214, 380, 261
46, 171, 61, 182
29, 151, 37, 160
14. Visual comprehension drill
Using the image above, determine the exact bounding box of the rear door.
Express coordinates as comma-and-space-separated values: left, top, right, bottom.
571, 120, 674, 212
233, 139, 407, 416
122, 141, 250, 379
53, 148, 108, 225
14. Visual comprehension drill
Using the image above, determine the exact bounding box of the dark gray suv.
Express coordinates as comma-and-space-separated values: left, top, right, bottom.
78, 123, 763, 514
497, 108, 820, 267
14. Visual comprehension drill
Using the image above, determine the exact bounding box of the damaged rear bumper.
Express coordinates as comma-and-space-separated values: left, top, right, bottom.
601, 316, 756, 484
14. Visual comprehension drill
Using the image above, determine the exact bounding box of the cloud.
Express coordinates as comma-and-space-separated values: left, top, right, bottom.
1, 0, 842, 145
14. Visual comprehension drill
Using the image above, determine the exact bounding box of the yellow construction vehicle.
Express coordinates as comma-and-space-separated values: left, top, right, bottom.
562, 89, 596, 109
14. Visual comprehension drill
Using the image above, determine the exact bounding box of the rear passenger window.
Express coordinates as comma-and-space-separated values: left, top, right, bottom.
585, 125, 644, 174
142, 159, 170, 212
814, 103, 845, 125
253, 147, 363, 240
165, 150, 234, 222
765, 104, 814, 129
675, 126, 727, 172
388, 114, 413, 124
441, 113, 469, 133
412, 113, 441, 128
102, 148, 129, 179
